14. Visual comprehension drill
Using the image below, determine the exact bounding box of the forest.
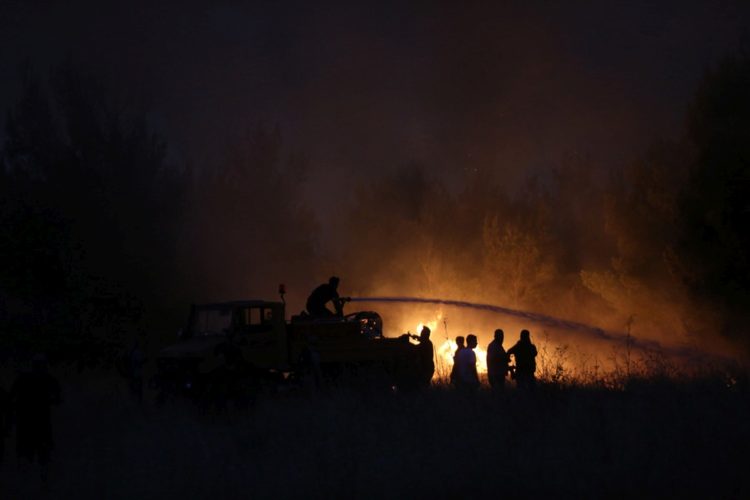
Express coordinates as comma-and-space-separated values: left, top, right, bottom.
2, 55, 749, 367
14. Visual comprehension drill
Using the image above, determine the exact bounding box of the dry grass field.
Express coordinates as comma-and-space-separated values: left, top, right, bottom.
2, 359, 748, 499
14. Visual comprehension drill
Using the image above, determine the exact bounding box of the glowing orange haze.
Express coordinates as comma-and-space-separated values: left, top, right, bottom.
381, 305, 700, 380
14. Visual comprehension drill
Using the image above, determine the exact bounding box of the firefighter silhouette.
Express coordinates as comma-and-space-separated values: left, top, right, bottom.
414, 326, 434, 388
508, 329, 538, 390
306, 276, 345, 318
449, 336, 465, 386
454, 334, 480, 391
487, 329, 510, 390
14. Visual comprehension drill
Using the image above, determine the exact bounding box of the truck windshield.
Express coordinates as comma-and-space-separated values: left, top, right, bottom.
238, 307, 273, 332
191, 308, 232, 336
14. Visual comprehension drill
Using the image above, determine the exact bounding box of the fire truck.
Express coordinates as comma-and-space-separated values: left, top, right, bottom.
155, 298, 421, 400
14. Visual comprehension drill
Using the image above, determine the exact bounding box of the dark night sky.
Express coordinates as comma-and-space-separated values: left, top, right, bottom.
1, 1, 749, 223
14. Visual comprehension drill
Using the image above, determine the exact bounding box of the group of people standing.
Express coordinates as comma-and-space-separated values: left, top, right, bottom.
306, 277, 539, 391
487, 329, 538, 390
412, 326, 538, 391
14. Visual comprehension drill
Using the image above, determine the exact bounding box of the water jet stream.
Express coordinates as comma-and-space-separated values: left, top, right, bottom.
349, 296, 702, 360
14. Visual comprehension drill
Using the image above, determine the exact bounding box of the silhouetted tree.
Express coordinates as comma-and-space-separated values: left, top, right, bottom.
0, 63, 187, 360
677, 54, 750, 348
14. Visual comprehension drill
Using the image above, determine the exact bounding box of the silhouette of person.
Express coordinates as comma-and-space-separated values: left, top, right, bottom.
508, 329, 537, 390
454, 334, 480, 392
306, 276, 343, 318
215, 331, 245, 370
298, 335, 323, 392
487, 329, 509, 390
10, 354, 62, 480
450, 336, 465, 386
414, 326, 434, 388
128, 338, 146, 403
0, 382, 8, 464
212, 332, 247, 411
455, 336, 465, 354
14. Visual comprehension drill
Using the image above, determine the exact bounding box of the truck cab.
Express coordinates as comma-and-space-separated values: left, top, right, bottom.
175, 301, 288, 368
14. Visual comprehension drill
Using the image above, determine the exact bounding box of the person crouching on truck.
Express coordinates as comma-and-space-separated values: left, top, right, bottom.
306, 276, 347, 318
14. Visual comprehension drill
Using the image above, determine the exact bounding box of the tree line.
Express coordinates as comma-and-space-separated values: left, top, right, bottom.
1, 55, 748, 362
0, 62, 317, 363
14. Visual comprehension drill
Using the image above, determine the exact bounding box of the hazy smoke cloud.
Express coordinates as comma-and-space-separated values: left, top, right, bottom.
1, 1, 749, 364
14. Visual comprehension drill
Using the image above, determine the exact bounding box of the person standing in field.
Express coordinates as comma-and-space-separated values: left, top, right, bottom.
486, 329, 510, 390
508, 329, 538, 390
0, 382, 8, 464
414, 326, 435, 388
128, 338, 146, 404
10, 354, 62, 482
455, 334, 480, 392
449, 335, 465, 386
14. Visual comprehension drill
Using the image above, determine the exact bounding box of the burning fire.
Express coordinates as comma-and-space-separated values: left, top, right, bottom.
414, 320, 488, 377
434, 338, 488, 375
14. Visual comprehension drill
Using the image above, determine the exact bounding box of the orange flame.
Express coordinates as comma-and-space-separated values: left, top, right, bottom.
434, 338, 488, 374
413, 320, 488, 377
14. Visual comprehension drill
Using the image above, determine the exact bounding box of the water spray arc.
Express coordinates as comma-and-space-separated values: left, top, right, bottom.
347, 296, 688, 357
